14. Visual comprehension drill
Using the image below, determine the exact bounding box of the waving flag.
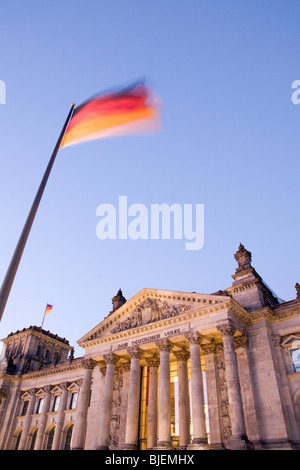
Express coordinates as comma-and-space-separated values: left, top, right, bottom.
61, 81, 161, 148
45, 304, 53, 315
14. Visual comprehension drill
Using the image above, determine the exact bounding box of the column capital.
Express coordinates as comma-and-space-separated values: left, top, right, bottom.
59, 381, 68, 390
146, 354, 160, 368
217, 320, 236, 337
201, 341, 216, 355
184, 331, 205, 345
127, 346, 142, 359
0, 390, 8, 399
156, 339, 173, 352
234, 334, 248, 349
174, 347, 190, 362
271, 333, 281, 347
103, 353, 119, 365
82, 358, 96, 370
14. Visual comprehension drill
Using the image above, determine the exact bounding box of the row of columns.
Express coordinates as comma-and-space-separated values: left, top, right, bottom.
97, 319, 250, 450
14, 320, 250, 450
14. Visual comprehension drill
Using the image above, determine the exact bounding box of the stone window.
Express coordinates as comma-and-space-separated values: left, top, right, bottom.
36, 397, 44, 414
46, 427, 55, 450
30, 428, 38, 450
52, 394, 60, 412
14, 430, 22, 450
291, 349, 300, 373
281, 335, 300, 374
64, 424, 74, 450
70, 392, 78, 410
21, 400, 29, 416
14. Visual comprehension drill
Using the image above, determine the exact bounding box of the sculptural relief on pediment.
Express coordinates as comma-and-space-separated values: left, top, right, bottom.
110, 297, 192, 334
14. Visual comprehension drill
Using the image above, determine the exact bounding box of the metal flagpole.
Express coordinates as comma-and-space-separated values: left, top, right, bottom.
0, 104, 75, 322
41, 304, 47, 329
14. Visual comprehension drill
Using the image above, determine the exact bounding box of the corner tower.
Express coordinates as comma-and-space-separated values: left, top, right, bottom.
0, 326, 72, 375
226, 243, 281, 311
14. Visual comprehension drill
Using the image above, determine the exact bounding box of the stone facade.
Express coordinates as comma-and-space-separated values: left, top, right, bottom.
1, 244, 300, 450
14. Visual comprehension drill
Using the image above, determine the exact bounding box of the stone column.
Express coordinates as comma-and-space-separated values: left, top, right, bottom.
97, 353, 118, 450
18, 388, 36, 450
217, 321, 247, 449
202, 341, 223, 448
71, 359, 95, 450
174, 347, 190, 449
34, 386, 51, 450
156, 340, 172, 449
186, 332, 208, 448
51, 382, 68, 450
124, 347, 142, 449
146, 354, 159, 449
234, 335, 261, 449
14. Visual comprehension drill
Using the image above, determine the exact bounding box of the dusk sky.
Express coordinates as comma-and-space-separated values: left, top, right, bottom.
0, 1, 299, 355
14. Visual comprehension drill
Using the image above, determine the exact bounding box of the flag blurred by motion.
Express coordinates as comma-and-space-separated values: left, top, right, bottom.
45, 304, 53, 315
61, 81, 161, 148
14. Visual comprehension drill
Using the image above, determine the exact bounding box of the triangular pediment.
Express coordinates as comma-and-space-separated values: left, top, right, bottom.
78, 288, 230, 347
281, 334, 300, 348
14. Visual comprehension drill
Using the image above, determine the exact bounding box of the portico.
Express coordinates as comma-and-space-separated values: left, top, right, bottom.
78, 286, 254, 450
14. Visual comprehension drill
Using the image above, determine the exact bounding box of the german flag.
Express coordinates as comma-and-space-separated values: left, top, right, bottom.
61, 81, 161, 148
45, 304, 53, 316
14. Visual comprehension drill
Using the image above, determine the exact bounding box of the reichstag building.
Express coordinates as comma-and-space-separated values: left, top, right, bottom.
0, 244, 300, 450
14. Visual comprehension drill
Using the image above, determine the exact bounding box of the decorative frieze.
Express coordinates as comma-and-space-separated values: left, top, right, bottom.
111, 298, 192, 334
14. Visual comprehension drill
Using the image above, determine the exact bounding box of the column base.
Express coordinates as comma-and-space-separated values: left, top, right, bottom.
155, 441, 174, 450
123, 443, 138, 450
96, 445, 110, 450
187, 438, 210, 450
225, 435, 250, 450
260, 438, 294, 450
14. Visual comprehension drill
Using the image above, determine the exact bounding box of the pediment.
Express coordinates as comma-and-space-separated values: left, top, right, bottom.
281, 334, 300, 348
78, 288, 230, 346
67, 382, 79, 392
51, 385, 62, 395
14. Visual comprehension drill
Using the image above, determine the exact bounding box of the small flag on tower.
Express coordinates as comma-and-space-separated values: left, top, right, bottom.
45, 304, 53, 315
60, 80, 161, 148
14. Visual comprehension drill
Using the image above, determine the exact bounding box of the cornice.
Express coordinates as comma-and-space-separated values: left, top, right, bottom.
8, 357, 86, 381
2, 327, 72, 351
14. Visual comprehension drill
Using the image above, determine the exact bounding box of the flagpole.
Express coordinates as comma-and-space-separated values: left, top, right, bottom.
41, 304, 47, 329
0, 104, 75, 322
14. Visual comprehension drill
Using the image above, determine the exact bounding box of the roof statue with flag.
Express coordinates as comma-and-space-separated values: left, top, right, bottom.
0, 79, 161, 323
61, 80, 161, 148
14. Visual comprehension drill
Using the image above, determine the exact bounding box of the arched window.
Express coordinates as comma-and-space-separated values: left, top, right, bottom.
64, 424, 74, 450
30, 428, 38, 450
46, 427, 55, 450
15, 430, 22, 450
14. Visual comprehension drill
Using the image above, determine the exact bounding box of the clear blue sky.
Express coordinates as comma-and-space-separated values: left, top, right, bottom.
0, 0, 299, 356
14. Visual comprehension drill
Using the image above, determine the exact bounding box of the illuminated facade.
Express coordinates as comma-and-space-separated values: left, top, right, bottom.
1, 244, 300, 450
